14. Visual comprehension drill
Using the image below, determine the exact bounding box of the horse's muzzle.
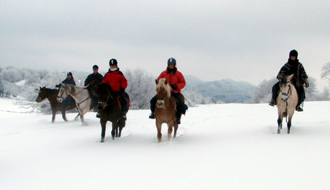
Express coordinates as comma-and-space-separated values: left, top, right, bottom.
156, 100, 164, 108
57, 97, 63, 103
98, 102, 106, 110
36, 98, 41, 103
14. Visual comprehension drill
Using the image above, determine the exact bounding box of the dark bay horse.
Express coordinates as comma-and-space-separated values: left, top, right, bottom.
154, 78, 178, 142
36, 87, 78, 123
276, 74, 298, 134
96, 83, 130, 142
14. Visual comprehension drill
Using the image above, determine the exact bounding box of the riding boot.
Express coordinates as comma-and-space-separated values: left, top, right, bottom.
149, 112, 155, 119
176, 112, 182, 124
295, 85, 305, 112
149, 95, 157, 119
269, 82, 279, 106
96, 110, 100, 118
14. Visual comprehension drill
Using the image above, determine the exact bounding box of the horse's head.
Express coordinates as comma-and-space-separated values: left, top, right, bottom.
36, 86, 47, 102
155, 78, 171, 108
57, 83, 70, 103
279, 74, 294, 102
96, 83, 114, 110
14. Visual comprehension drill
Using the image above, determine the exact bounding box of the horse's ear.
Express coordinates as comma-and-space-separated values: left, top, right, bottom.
155, 79, 158, 85
287, 74, 294, 81
164, 79, 168, 85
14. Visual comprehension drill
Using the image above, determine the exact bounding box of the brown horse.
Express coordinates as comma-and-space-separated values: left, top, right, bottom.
154, 78, 178, 142
276, 74, 298, 134
36, 87, 78, 123
96, 83, 130, 143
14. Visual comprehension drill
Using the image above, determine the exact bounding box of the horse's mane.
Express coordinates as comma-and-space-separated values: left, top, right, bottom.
97, 83, 113, 96
155, 78, 171, 98
62, 83, 76, 94
45, 87, 59, 95
280, 75, 288, 84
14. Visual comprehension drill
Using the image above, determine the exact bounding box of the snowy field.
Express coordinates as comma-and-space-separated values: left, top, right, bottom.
1, 98, 330, 190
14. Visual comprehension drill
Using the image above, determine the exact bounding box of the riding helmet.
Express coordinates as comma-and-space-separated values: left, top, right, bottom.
67, 72, 73, 76
167, 57, 176, 66
93, 65, 99, 69
289, 49, 298, 58
109, 58, 118, 66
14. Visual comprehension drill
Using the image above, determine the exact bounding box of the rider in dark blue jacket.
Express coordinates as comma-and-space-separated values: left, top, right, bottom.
56, 72, 76, 108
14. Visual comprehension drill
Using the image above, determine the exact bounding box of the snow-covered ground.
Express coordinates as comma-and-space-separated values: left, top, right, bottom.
0, 98, 329, 190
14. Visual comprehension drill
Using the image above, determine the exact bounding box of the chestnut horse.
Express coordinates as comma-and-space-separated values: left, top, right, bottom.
154, 78, 178, 142
96, 83, 130, 142
276, 74, 298, 134
36, 87, 78, 123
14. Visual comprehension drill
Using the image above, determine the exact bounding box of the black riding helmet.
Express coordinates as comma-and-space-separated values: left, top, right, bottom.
109, 58, 118, 66
93, 65, 98, 69
167, 57, 176, 66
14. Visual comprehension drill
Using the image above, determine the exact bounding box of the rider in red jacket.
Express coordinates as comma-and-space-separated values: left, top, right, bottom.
102, 58, 128, 119
149, 57, 187, 124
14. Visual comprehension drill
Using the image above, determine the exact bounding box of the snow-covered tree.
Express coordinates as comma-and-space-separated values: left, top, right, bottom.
252, 78, 277, 103
321, 62, 330, 86
124, 68, 155, 109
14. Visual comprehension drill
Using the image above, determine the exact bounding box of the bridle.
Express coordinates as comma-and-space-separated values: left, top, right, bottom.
97, 88, 113, 110
280, 82, 292, 102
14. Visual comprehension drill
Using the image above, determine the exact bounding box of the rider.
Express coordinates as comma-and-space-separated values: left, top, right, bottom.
149, 57, 187, 124
102, 58, 128, 120
269, 49, 309, 111
84, 65, 103, 110
56, 72, 76, 108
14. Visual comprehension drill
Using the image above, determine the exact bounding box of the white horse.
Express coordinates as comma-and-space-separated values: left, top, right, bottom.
57, 83, 92, 125
276, 74, 298, 134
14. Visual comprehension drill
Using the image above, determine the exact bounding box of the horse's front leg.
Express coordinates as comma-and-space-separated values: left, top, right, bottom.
287, 109, 295, 134
52, 109, 56, 123
277, 114, 282, 134
156, 120, 162, 142
117, 119, 125, 137
167, 123, 173, 141
173, 124, 178, 138
111, 122, 116, 140
61, 110, 68, 122
100, 119, 107, 143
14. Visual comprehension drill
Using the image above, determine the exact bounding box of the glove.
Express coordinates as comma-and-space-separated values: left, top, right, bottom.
304, 78, 309, 88
171, 85, 177, 90
120, 88, 125, 93
55, 84, 60, 88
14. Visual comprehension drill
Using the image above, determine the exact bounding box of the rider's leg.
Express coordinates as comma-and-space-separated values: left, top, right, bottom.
149, 95, 157, 119
269, 82, 279, 106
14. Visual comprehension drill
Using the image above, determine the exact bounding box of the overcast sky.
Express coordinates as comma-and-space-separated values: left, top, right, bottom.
1, 0, 329, 90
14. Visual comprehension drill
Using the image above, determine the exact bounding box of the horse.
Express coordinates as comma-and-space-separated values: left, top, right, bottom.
96, 83, 130, 142
57, 83, 93, 125
154, 78, 179, 142
36, 87, 78, 123
276, 74, 298, 134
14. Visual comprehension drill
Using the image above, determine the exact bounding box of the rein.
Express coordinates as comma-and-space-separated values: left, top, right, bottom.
292, 75, 306, 87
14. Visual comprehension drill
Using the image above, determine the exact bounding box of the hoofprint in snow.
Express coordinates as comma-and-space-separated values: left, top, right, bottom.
1, 98, 330, 190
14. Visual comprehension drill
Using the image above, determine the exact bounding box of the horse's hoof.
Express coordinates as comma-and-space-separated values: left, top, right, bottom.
277, 130, 280, 134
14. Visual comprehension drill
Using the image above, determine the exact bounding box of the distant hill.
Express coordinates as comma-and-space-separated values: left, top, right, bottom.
185, 75, 256, 103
